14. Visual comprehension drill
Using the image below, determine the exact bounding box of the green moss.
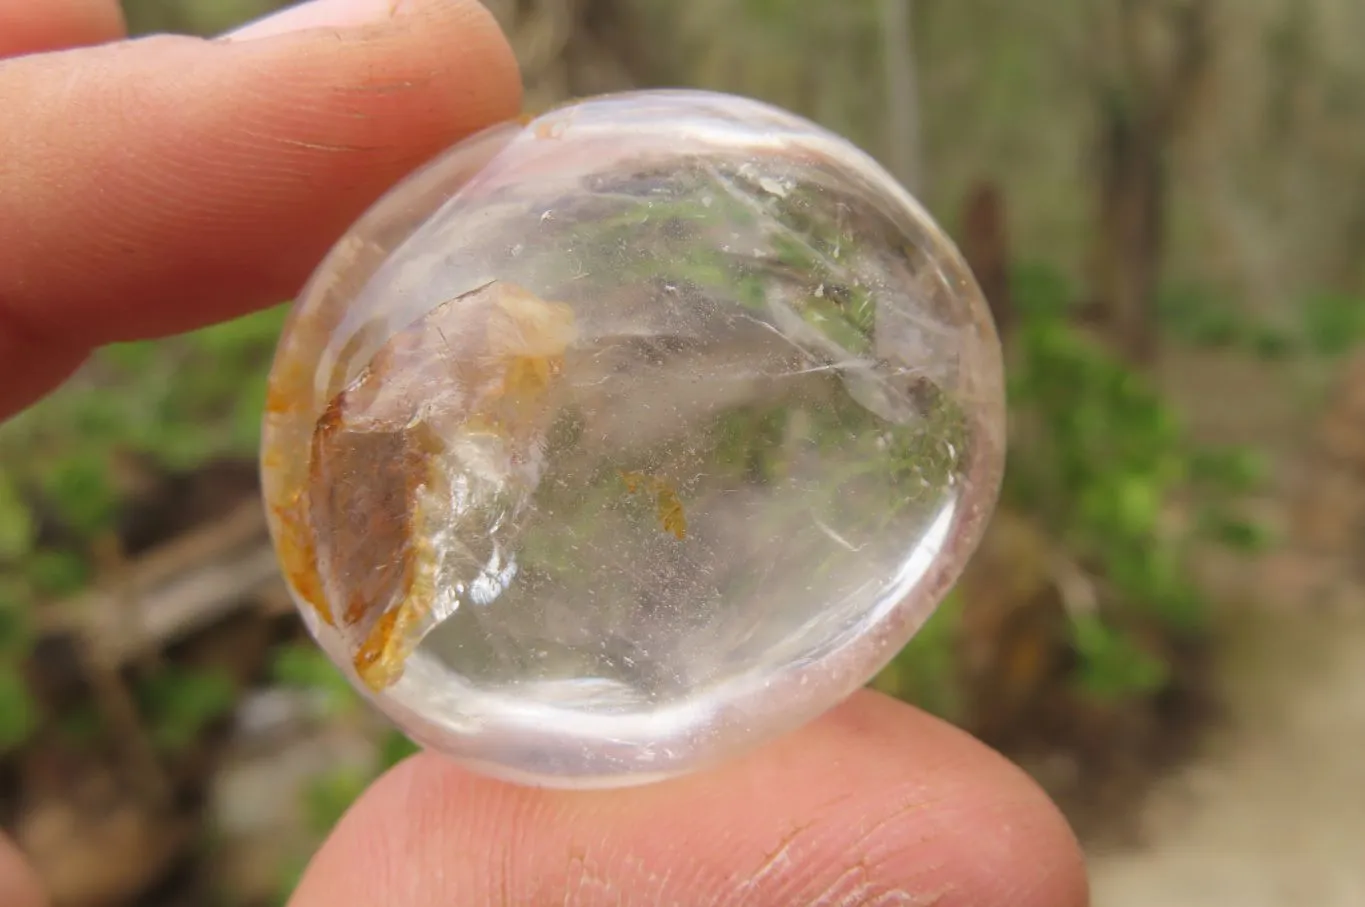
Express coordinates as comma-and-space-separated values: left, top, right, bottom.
870, 591, 964, 721
270, 643, 359, 717
1000, 264, 1272, 696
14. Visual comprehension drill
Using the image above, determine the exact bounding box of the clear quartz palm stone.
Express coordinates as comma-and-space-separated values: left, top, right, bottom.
261, 89, 1005, 789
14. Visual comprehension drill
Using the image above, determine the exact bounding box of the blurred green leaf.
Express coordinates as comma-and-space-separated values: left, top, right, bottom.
1189, 447, 1268, 494
26, 549, 91, 598
270, 643, 358, 716
101, 341, 159, 373
0, 475, 34, 561
0, 660, 36, 751
303, 766, 370, 837
871, 591, 963, 721
1301, 293, 1365, 356
0, 592, 29, 652
1199, 510, 1276, 553
1248, 325, 1298, 360
379, 730, 421, 770
999, 266, 1273, 694
1011, 262, 1075, 319
1158, 285, 1245, 348
40, 455, 118, 538
138, 666, 237, 753
273, 857, 309, 907
56, 702, 104, 747
1070, 615, 1169, 701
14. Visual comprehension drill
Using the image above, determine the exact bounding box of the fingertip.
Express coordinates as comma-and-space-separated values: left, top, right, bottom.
0, 834, 46, 907
290, 692, 1088, 907
928, 740, 1092, 907
0, 333, 84, 419
746, 692, 1091, 907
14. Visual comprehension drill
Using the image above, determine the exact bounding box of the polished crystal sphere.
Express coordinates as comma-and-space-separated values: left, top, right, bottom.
261, 90, 1005, 788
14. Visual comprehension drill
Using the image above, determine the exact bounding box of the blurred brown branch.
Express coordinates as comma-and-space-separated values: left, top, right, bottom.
879, 0, 924, 193
38, 502, 280, 667
1089, 0, 1216, 361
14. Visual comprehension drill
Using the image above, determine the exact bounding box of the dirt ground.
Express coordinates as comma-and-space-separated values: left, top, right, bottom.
1086, 351, 1365, 906
1087, 597, 1365, 906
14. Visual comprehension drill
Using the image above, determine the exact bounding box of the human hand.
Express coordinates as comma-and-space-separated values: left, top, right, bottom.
0, 1, 1088, 904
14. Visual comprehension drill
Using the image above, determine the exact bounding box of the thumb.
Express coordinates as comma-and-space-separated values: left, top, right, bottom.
0, 834, 45, 907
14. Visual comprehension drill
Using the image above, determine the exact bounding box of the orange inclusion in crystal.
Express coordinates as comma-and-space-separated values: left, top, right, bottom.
619, 471, 688, 540
656, 484, 687, 540
348, 451, 446, 692
262, 238, 388, 634
348, 285, 575, 689
353, 597, 424, 691
343, 592, 369, 627
264, 384, 294, 416
353, 607, 402, 685
272, 491, 333, 626
275, 281, 578, 691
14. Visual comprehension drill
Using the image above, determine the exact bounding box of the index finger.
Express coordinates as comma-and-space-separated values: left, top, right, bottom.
0, 0, 125, 57
0, 0, 521, 416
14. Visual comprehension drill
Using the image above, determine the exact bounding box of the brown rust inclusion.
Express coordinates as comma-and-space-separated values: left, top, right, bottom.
289, 281, 575, 691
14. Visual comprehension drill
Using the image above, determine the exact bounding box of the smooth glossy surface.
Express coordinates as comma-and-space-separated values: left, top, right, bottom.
261, 90, 1005, 788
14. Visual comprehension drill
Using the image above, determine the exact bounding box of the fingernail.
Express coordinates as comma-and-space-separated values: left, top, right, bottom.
224, 0, 412, 40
